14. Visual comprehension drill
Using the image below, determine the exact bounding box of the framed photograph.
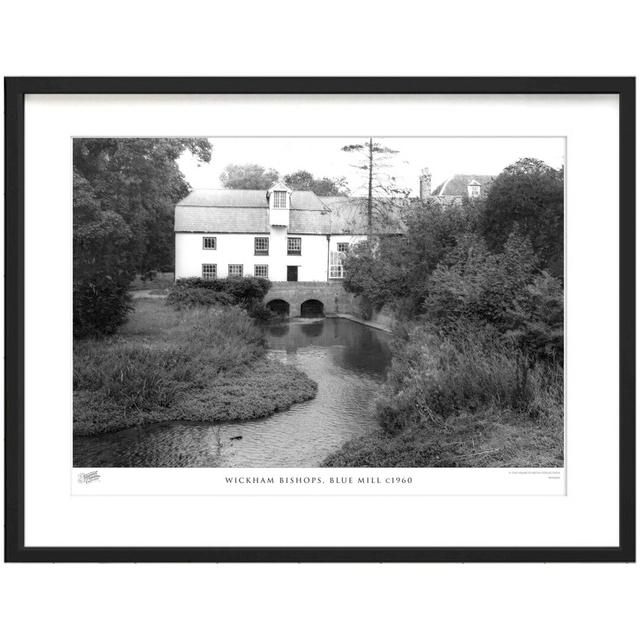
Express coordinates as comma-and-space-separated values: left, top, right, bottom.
4, 77, 635, 562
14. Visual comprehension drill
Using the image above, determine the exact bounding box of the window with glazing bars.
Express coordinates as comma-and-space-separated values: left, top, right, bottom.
254, 264, 269, 278
273, 191, 287, 208
329, 251, 344, 279
255, 237, 269, 255
287, 237, 301, 255
202, 264, 217, 279
203, 237, 217, 250
228, 264, 244, 277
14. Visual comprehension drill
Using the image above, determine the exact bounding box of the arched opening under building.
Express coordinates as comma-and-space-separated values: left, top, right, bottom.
300, 299, 325, 318
266, 299, 290, 316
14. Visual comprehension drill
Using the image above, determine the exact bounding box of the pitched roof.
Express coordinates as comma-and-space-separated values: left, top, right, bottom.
175, 206, 269, 233
321, 196, 405, 234
175, 189, 430, 235
175, 188, 330, 233
289, 209, 331, 234
431, 174, 494, 197
177, 188, 328, 211
321, 197, 367, 234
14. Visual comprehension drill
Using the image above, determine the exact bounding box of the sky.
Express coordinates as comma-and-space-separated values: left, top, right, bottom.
178, 137, 565, 196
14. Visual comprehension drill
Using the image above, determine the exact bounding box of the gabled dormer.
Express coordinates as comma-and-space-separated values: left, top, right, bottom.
267, 181, 291, 227
467, 179, 481, 199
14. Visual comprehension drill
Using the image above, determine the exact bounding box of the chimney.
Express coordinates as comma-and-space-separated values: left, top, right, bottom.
419, 167, 432, 201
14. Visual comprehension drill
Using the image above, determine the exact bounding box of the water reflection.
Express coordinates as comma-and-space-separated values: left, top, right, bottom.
74, 318, 393, 467
268, 317, 392, 378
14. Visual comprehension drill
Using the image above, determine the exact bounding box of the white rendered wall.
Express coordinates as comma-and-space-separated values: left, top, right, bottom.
285, 234, 330, 282
175, 233, 270, 279
175, 231, 337, 281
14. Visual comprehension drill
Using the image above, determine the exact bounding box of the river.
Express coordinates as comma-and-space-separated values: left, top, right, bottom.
73, 317, 393, 468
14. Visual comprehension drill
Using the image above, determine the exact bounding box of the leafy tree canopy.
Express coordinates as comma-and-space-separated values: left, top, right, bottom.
481, 157, 563, 275
73, 137, 211, 336
283, 170, 349, 196
219, 163, 279, 190
342, 200, 479, 315
74, 137, 211, 274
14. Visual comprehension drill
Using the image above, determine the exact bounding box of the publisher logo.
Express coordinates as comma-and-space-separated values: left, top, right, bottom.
78, 470, 101, 484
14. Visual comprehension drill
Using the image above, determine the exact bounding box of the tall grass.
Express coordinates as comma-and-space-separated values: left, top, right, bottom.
324, 322, 563, 468
378, 324, 563, 435
73, 300, 318, 435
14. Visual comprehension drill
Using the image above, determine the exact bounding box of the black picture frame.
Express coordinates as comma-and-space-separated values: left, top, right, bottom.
4, 77, 636, 563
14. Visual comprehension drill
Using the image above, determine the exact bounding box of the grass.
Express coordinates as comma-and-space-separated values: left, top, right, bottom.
322, 407, 563, 467
74, 299, 317, 435
323, 322, 563, 468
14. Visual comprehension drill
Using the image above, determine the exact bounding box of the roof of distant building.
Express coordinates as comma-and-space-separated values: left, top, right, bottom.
431, 174, 494, 197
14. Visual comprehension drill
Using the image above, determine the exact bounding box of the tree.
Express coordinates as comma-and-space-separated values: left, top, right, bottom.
74, 138, 211, 274
481, 157, 564, 275
283, 170, 349, 196
219, 163, 279, 190
73, 138, 212, 336
341, 138, 404, 240
425, 231, 539, 332
342, 199, 479, 315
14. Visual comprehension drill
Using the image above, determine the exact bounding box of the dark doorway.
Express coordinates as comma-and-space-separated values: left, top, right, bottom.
300, 299, 324, 318
287, 266, 298, 282
266, 299, 290, 316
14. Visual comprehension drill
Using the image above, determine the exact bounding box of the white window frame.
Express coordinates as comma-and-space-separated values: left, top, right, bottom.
287, 237, 302, 255
202, 263, 217, 279
254, 264, 269, 278
336, 242, 349, 253
273, 191, 287, 208
254, 236, 269, 255
329, 251, 345, 279
228, 264, 244, 277
202, 236, 217, 250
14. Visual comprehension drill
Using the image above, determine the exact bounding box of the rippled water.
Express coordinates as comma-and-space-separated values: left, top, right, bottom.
73, 318, 393, 467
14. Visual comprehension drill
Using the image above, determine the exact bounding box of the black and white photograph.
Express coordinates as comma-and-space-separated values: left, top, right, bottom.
72, 135, 565, 470
4, 75, 634, 568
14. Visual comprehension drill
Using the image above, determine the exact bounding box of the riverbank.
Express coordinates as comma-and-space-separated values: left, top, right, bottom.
327, 313, 394, 334
74, 299, 317, 436
323, 323, 563, 468
322, 407, 563, 467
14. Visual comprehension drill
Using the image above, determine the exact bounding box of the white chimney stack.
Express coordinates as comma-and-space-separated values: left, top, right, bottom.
419, 167, 432, 201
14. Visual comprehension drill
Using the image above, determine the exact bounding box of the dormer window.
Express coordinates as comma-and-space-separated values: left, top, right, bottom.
467, 180, 481, 198
267, 182, 291, 226
273, 191, 287, 208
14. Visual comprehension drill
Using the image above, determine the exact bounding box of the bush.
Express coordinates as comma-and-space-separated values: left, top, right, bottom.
424, 232, 563, 362
166, 287, 235, 310
73, 207, 135, 337
73, 279, 133, 338
377, 324, 562, 435
505, 271, 564, 362
357, 296, 374, 321
424, 232, 538, 329
167, 276, 271, 309
244, 300, 276, 322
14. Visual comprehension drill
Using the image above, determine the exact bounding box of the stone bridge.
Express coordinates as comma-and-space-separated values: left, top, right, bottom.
264, 281, 358, 317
